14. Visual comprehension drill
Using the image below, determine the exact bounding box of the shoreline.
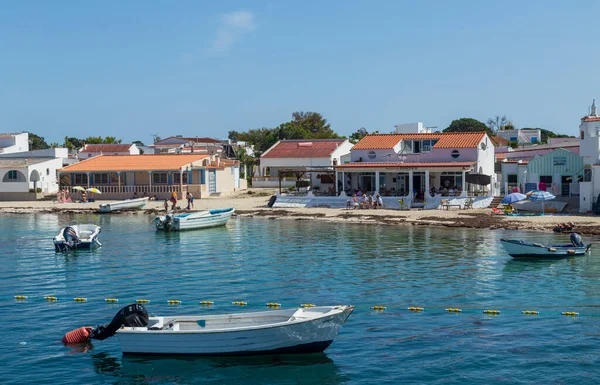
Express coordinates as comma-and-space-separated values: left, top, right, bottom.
2, 190, 600, 234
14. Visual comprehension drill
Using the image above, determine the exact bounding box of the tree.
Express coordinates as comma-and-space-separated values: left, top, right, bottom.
349, 128, 379, 144
486, 115, 510, 133
444, 118, 493, 137
525, 128, 574, 143
27, 133, 50, 150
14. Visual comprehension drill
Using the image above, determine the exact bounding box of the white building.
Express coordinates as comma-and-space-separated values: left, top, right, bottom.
394, 122, 432, 134
254, 139, 354, 190
578, 99, 600, 212
336, 131, 495, 202
497, 128, 541, 145
0, 157, 63, 200
0, 132, 29, 154
78, 143, 140, 158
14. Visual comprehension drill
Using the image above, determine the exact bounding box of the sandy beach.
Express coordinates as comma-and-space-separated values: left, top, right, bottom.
2, 189, 600, 234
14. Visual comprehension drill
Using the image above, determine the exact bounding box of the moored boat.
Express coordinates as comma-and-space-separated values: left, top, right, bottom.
154, 208, 234, 231
501, 233, 590, 258
53, 224, 102, 252
99, 197, 149, 213
62, 304, 354, 356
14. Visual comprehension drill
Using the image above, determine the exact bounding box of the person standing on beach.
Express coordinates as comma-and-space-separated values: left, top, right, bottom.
186, 191, 194, 210
170, 191, 178, 211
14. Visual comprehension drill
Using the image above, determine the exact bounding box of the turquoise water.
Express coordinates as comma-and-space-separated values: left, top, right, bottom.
1, 213, 600, 384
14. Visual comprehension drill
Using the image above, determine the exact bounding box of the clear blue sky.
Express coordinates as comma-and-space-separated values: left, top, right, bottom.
1, 1, 598, 145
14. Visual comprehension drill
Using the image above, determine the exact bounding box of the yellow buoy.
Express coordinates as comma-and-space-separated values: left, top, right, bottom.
104, 298, 119, 303
408, 307, 424, 312
45, 296, 58, 301
73, 297, 87, 302
371, 305, 387, 310
167, 300, 181, 305
561, 311, 579, 316
301, 303, 315, 308
14, 295, 28, 300
232, 301, 247, 306
445, 308, 462, 313
483, 309, 500, 315
548, 248, 557, 252
266, 303, 281, 307
521, 310, 539, 315
136, 299, 150, 304
200, 301, 214, 305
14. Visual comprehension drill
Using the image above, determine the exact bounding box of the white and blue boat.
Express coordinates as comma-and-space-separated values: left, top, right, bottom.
501, 233, 591, 258
154, 208, 235, 231
53, 224, 102, 252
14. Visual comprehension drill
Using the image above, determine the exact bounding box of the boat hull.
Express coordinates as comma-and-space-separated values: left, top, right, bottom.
512, 200, 568, 213
117, 306, 352, 356
501, 239, 590, 258
53, 224, 102, 252
155, 208, 234, 231
99, 197, 149, 213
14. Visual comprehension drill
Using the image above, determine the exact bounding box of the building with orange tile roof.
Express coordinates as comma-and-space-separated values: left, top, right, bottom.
58, 154, 244, 200
78, 143, 140, 158
335, 131, 495, 203
255, 139, 353, 189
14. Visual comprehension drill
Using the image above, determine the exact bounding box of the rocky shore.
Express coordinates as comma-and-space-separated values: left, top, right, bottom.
2, 191, 600, 235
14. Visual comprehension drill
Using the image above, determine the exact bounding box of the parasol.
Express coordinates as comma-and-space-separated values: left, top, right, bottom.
501, 192, 527, 205
528, 190, 555, 215
465, 173, 491, 186
86, 188, 102, 194
72, 186, 86, 191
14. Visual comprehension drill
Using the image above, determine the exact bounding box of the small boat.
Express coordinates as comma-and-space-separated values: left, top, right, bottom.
512, 200, 568, 213
154, 208, 234, 231
99, 197, 149, 213
53, 224, 102, 252
62, 304, 354, 356
501, 233, 591, 258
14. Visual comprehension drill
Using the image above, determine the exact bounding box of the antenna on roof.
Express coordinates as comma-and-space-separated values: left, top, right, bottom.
359, 127, 367, 136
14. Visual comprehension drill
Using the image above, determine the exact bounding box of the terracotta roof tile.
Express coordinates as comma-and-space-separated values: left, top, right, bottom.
336, 161, 476, 169
352, 132, 486, 150
490, 136, 509, 147
59, 154, 209, 173
80, 144, 134, 153
262, 139, 347, 158
582, 116, 600, 122
495, 153, 507, 160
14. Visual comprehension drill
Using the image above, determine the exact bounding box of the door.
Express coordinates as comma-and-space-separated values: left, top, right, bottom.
208, 170, 216, 193
561, 176, 570, 197
412, 175, 422, 198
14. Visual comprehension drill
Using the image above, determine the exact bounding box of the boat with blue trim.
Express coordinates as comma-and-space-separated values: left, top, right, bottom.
501, 233, 590, 258
154, 208, 235, 231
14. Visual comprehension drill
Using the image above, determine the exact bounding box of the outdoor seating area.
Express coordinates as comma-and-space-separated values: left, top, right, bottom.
440, 197, 474, 210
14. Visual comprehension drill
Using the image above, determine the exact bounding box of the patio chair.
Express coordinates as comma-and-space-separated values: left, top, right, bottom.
463, 198, 474, 210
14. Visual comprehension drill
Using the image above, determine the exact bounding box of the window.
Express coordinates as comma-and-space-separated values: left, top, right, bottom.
530, 137, 538, 144
584, 168, 592, 182
440, 171, 463, 189
507, 174, 517, 184
74, 174, 88, 185
93, 173, 109, 184
413, 141, 421, 154
46, 168, 50, 176
173, 172, 188, 184
152, 172, 168, 184
451, 150, 460, 159
367, 151, 376, 159
510, 137, 518, 142
422, 140, 431, 152
402, 140, 412, 153
200, 170, 206, 184
8, 170, 17, 180
540, 175, 553, 184
581, 131, 585, 140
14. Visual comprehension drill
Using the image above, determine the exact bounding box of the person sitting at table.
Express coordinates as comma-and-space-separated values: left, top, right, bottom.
375, 194, 383, 209
430, 186, 437, 197
81, 191, 88, 203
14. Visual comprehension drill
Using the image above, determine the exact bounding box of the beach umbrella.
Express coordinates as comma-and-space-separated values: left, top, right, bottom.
86, 187, 102, 194
528, 190, 555, 215
465, 173, 491, 186
72, 186, 86, 191
501, 192, 527, 205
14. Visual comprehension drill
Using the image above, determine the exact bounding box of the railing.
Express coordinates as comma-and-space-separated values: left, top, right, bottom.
62, 184, 190, 195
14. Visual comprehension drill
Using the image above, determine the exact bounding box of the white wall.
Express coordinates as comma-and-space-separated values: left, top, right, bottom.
0, 158, 61, 194
0, 133, 29, 154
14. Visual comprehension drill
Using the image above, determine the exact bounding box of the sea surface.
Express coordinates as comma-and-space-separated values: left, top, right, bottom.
1, 213, 600, 384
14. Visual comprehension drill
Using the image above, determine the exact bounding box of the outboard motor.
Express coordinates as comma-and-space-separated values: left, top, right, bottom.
62, 304, 149, 344
570, 232, 584, 247
63, 226, 80, 249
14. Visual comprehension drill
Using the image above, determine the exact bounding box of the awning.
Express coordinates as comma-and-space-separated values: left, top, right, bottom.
465, 173, 491, 185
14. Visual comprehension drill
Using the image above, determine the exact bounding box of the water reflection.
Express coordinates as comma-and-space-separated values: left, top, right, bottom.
90, 352, 347, 385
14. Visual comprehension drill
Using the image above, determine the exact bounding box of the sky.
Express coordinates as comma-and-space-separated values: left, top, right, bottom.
1, 1, 599, 145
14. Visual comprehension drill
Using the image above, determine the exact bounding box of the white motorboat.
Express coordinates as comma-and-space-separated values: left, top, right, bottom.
62, 304, 354, 356
117, 305, 354, 356
501, 233, 591, 258
154, 208, 234, 231
53, 224, 102, 252
512, 200, 568, 213
99, 197, 149, 213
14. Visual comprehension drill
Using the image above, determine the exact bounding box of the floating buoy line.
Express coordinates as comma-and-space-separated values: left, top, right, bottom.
8, 295, 593, 318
